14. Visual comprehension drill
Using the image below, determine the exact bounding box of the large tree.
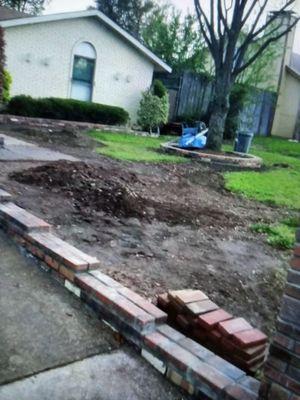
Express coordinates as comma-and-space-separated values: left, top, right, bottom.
142, 4, 207, 74
0, 0, 49, 14
96, 0, 154, 37
194, 0, 299, 151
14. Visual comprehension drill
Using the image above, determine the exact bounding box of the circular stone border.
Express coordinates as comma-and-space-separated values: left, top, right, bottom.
161, 142, 263, 169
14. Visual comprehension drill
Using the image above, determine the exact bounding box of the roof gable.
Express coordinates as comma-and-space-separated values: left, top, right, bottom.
0, 9, 171, 73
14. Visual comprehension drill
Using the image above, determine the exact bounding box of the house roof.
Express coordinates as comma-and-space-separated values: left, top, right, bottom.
0, 9, 172, 73
0, 5, 30, 21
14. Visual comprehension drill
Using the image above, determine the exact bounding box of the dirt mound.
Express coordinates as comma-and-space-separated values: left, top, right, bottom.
11, 161, 241, 227
11, 161, 145, 219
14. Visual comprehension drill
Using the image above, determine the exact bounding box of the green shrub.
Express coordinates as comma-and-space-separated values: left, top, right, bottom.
6, 95, 129, 125
153, 79, 167, 98
137, 90, 169, 133
3, 70, 12, 103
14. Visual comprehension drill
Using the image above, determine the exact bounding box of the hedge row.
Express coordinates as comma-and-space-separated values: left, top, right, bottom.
6, 95, 129, 125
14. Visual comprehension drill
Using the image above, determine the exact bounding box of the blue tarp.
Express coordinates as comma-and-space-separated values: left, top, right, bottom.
179, 127, 207, 149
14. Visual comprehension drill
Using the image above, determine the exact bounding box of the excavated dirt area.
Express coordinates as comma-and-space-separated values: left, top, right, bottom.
0, 128, 296, 337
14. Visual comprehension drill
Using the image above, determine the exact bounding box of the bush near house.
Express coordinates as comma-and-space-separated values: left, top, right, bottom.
3, 70, 12, 103
138, 80, 169, 133
6, 95, 129, 125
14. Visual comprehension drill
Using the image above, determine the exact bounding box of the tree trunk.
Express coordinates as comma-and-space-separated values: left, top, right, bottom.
206, 77, 232, 151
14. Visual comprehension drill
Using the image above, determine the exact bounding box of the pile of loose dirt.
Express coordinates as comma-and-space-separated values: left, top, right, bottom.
11, 161, 242, 227
11, 161, 146, 219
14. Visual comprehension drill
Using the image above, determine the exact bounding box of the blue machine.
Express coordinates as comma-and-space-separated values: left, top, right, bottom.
178, 122, 208, 149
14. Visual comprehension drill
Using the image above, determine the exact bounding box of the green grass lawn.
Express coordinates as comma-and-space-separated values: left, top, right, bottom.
224, 137, 300, 210
224, 136, 300, 249
89, 131, 185, 163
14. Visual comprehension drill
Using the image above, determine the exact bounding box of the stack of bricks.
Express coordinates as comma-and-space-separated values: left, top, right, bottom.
260, 229, 300, 399
158, 289, 268, 374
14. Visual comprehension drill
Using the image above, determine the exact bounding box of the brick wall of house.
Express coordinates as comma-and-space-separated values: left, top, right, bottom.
260, 229, 300, 399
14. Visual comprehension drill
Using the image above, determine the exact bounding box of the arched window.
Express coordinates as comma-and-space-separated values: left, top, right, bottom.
70, 42, 96, 102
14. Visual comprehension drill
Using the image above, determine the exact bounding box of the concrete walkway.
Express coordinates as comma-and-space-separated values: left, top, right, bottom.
0, 231, 188, 399
0, 134, 77, 161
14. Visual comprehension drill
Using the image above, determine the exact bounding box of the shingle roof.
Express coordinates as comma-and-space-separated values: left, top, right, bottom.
0, 5, 30, 21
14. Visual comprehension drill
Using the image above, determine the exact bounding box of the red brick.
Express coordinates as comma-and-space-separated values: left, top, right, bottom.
75, 274, 154, 330
118, 287, 167, 322
287, 269, 300, 286
233, 350, 266, 370
218, 318, 253, 337
157, 324, 185, 342
157, 293, 170, 310
295, 341, 300, 355
268, 383, 292, 400
232, 329, 268, 348
59, 265, 75, 282
176, 314, 190, 330
273, 332, 295, 351
178, 336, 213, 361
280, 295, 300, 325
189, 359, 234, 393
210, 328, 223, 342
266, 355, 288, 373
45, 255, 59, 271
0, 202, 51, 232
225, 384, 258, 400
294, 245, 300, 257
144, 332, 195, 372
222, 337, 266, 361
291, 257, 300, 270
145, 330, 232, 395
185, 299, 219, 316
192, 328, 209, 344
28, 232, 99, 271
89, 270, 122, 288
285, 283, 300, 300
0, 189, 12, 201
277, 317, 300, 341
197, 309, 233, 331
169, 289, 208, 305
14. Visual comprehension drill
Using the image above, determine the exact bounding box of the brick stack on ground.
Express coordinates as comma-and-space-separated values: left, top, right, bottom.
260, 229, 300, 399
157, 289, 268, 374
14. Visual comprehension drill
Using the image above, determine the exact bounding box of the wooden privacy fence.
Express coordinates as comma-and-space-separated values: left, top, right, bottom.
155, 71, 277, 137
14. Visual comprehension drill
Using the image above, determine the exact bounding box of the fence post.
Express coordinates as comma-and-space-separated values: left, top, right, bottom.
259, 229, 300, 399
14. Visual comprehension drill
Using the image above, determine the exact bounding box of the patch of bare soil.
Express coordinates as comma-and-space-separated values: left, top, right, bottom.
1, 129, 295, 337
11, 161, 242, 228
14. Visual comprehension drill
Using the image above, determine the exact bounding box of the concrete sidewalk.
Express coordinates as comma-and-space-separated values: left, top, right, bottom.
0, 231, 188, 399
0, 134, 77, 161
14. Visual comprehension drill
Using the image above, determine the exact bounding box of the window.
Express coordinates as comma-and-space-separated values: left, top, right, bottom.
70, 42, 96, 102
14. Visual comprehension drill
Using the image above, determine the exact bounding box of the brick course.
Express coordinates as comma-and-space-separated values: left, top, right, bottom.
260, 238, 300, 399
0, 195, 261, 400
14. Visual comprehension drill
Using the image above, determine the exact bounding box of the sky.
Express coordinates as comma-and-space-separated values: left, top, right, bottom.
44, 0, 300, 52
44, 0, 195, 14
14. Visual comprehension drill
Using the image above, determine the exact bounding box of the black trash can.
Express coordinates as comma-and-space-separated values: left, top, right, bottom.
234, 131, 254, 154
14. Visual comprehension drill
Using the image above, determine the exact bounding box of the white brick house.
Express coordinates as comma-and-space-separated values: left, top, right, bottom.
0, 8, 171, 122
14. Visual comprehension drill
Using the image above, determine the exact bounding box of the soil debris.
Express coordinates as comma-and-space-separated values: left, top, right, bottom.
11, 161, 240, 227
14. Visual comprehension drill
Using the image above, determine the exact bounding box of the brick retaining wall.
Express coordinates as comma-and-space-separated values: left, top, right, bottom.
260, 229, 300, 399
0, 192, 261, 399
